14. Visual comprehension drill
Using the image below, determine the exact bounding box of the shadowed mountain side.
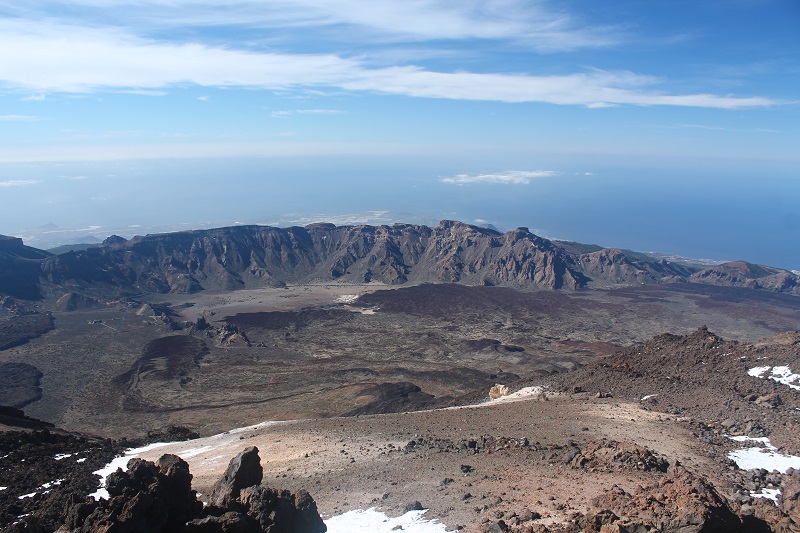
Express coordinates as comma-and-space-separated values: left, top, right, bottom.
3, 222, 800, 300
0, 235, 51, 300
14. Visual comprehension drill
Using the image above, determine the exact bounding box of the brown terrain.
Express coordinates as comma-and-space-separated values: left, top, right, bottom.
1, 221, 799, 532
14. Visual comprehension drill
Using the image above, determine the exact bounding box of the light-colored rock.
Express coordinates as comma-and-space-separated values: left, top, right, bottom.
489, 384, 510, 400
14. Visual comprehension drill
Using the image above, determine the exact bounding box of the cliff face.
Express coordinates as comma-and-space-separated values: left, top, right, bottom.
0, 235, 51, 300
4, 222, 800, 298
38, 221, 589, 293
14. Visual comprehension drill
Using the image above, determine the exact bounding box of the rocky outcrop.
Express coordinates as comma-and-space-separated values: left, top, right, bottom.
587, 463, 744, 532
63, 447, 326, 533
774, 468, 800, 531
489, 384, 510, 400
64, 455, 202, 532
690, 261, 799, 295
209, 447, 263, 508
570, 440, 669, 473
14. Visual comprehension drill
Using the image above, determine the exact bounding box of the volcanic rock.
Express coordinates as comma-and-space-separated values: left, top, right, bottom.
209, 447, 264, 508
587, 463, 744, 532
63, 447, 325, 533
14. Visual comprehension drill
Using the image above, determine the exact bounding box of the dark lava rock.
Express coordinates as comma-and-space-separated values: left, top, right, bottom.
68, 454, 201, 532
62, 447, 325, 533
209, 446, 263, 508
344, 382, 438, 416
0, 430, 121, 532
588, 462, 745, 532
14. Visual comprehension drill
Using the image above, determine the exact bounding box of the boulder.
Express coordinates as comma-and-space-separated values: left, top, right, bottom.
587, 462, 744, 532
209, 446, 263, 508
489, 384, 510, 400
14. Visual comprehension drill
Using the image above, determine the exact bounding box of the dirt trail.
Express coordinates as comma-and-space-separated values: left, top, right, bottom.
133, 392, 710, 532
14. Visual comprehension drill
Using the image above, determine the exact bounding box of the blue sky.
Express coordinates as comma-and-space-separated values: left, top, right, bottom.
0, 1, 798, 268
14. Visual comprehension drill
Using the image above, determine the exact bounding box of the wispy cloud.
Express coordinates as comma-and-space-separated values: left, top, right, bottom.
0, 20, 780, 109
5, 1, 620, 52
0, 114, 40, 121
116, 89, 168, 96
295, 109, 344, 114
0, 179, 41, 187
441, 170, 558, 185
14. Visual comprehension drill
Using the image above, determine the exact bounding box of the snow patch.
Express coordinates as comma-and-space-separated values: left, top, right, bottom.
728, 436, 800, 472
325, 508, 447, 533
753, 488, 781, 503
748, 366, 771, 378
88, 442, 173, 500
336, 294, 359, 304
53, 453, 74, 461
179, 446, 216, 458
640, 394, 658, 401
17, 479, 64, 500
729, 436, 770, 444
0, 486, 6, 491
748, 365, 800, 390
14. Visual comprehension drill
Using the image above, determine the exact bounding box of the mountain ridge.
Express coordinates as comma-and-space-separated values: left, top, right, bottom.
1, 221, 798, 301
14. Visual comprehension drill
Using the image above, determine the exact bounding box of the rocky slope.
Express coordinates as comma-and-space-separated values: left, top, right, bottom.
0, 235, 51, 300
544, 327, 800, 448
3, 222, 799, 301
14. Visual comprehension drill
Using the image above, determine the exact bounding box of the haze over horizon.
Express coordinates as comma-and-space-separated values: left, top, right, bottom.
1, 1, 798, 269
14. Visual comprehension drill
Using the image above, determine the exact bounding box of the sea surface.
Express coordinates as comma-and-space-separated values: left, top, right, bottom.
1, 156, 797, 270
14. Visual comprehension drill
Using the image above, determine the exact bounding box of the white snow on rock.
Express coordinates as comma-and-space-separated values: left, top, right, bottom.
748, 365, 800, 390
747, 366, 771, 378
729, 436, 770, 444
727, 436, 800, 473
640, 394, 658, 401
88, 442, 173, 500
335, 294, 359, 304
325, 508, 448, 532
17, 479, 64, 500
752, 488, 781, 503
53, 453, 74, 461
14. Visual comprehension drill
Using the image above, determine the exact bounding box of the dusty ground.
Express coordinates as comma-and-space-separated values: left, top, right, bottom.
151, 282, 392, 321
129, 391, 717, 532
3, 282, 798, 440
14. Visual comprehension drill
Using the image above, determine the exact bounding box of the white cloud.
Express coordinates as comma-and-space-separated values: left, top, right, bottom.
0, 179, 41, 187
0, 20, 779, 109
441, 170, 557, 185
295, 109, 344, 114
197, 95, 210, 101
117, 89, 168, 96
6, 0, 619, 52
0, 114, 40, 121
